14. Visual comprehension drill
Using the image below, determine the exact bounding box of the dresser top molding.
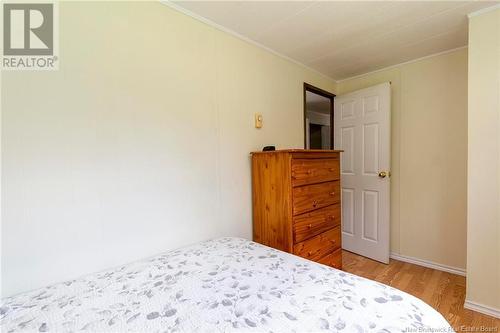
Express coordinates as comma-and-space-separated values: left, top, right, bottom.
251, 149, 343, 155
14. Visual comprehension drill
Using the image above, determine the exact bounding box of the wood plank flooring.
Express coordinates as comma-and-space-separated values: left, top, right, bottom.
342, 250, 500, 331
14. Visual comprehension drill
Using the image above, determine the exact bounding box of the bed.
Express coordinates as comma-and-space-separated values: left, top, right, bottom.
1, 237, 452, 332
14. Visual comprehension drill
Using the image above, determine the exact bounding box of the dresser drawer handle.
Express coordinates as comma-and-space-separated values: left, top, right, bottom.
307, 224, 312, 229
307, 170, 312, 175
307, 251, 313, 256
329, 168, 335, 172
327, 215, 335, 220
312, 201, 318, 207
329, 192, 335, 196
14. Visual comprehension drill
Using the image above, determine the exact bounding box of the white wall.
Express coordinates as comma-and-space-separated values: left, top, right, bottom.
0, 2, 336, 297
466, 7, 500, 313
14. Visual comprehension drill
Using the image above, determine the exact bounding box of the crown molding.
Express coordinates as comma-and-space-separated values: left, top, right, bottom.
160, 1, 475, 85
159, 0, 337, 83
467, 3, 500, 18
337, 46, 468, 83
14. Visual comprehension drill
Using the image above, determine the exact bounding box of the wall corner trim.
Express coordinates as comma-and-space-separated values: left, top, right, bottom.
464, 300, 500, 319
389, 252, 466, 276
467, 4, 500, 18
159, 0, 337, 83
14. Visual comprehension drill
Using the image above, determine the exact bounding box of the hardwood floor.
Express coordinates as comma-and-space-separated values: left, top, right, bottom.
342, 250, 500, 330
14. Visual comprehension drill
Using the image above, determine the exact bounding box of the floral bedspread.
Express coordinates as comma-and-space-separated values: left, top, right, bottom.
0, 237, 453, 332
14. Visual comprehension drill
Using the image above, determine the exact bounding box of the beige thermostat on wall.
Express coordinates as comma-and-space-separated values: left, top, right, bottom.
255, 113, 263, 128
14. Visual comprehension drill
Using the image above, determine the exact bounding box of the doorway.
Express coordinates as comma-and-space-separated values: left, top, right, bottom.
303, 83, 335, 149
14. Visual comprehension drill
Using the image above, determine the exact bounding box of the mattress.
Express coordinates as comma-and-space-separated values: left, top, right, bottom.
1, 237, 453, 332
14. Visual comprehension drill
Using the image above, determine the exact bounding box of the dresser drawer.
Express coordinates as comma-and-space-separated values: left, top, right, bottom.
317, 248, 342, 269
291, 158, 340, 187
293, 204, 341, 243
292, 181, 340, 216
293, 226, 341, 261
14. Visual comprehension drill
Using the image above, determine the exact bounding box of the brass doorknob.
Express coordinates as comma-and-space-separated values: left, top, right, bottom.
378, 171, 388, 178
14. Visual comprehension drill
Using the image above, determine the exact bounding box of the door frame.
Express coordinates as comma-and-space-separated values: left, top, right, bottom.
303, 83, 336, 149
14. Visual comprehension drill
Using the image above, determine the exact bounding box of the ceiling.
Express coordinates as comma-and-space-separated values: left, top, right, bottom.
169, 1, 498, 80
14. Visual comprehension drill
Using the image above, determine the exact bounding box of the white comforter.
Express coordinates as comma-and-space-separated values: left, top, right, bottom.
1, 237, 453, 332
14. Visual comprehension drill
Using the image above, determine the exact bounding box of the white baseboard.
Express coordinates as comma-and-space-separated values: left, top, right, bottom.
389, 253, 500, 319
464, 300, 500, 319
389, 252, 466, 276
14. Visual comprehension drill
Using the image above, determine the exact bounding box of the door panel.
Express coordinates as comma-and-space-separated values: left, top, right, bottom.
363, 123, 379, 175
341, 100, 355, 119
362, 190, 379, 241
363, 95, 379, 115
341, 188, 354, 235
334, 82, 390, 264
341, 126, 355, 174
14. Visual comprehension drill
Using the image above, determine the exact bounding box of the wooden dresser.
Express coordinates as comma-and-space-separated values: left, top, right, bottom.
251, 149, 343, 269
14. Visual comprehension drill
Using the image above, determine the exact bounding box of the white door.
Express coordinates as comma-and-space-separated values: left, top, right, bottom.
334, 82, 391, 264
